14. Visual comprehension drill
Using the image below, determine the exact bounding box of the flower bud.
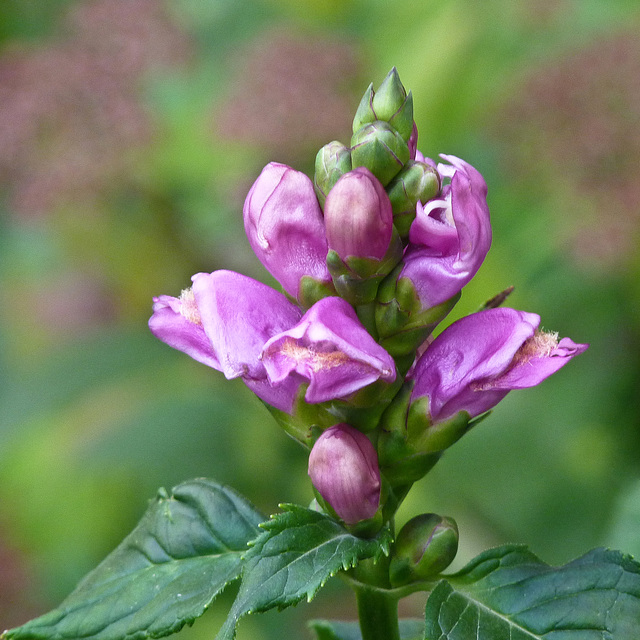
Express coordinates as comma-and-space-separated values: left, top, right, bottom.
352, 82, 375, 134
373, 67, 405, 116
389, 514, 459, 586
308, 424, 381, 525
314, 141, 352, 208
352, 68, 414, 142
372, 68, 413, 141
325, 167, 393, 262
243, 162, 332, 304
323, 168, 403, 304
386, 161, 441, 238
350, 121, 410, 187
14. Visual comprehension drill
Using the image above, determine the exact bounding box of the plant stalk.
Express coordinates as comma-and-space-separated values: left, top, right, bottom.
353, 557, 400, 640
355, 584, 400, 640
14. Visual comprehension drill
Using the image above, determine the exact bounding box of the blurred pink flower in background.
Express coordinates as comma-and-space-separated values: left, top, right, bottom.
215, 29, 362, 163
495, 29, 640, 268
0, 0, 191, 218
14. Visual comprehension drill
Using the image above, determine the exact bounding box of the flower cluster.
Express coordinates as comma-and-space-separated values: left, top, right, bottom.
150, 69, 587, 529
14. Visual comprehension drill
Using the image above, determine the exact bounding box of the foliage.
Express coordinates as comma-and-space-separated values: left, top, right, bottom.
1, 1, 640, 639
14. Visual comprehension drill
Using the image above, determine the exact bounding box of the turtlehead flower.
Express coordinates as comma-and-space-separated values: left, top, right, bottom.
374, 154, 491, 356
149, 270, 303, 412
308, 424, 381, 524
243, 162, 332, 303
410, 307, 589, 424
262, 296, 396, 403
150, 273, 396, 413
399, 154, 492, 311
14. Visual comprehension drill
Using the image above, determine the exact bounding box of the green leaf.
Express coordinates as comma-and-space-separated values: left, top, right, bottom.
217, 504, 392, 640
606, 479, 640, 559
4, 479, 264, 640
309, 618, 424, 640
424, 544, 640, 639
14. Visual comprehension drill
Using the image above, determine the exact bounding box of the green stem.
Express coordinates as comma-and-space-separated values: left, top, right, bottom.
352, 558, 400, 640
355, 585, 400, 640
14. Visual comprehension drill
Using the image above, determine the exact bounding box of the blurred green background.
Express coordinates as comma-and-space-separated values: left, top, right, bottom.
1, 0, 639, 636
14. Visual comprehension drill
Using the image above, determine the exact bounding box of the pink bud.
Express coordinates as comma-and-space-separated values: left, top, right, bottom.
324, 168, 393, 261
243, 162, 331, 301
308, 424, 381, 525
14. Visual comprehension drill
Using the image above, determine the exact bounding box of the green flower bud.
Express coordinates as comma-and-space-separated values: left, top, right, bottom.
352, 68, 414, 142
372, 68, 406, 119
387, 91, 414, 142
386, 161, 441, 238
314, 141, 352, 208
351, 121, 410, 187
389, 513, 459, 586
352, 82, 376, 134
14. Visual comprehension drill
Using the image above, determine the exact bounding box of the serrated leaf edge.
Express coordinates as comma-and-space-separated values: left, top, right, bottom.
216, 506, 391, 640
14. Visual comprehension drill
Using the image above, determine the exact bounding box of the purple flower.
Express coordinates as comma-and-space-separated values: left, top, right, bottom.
243, 162, 331, 301
410, 308, 589, 424
261, 296, 396, 403
398, 154, 492, 310
308, 424, 381, 524
324, 167, 393, 261
149, 270, 303, 412
150, 273, 396, 412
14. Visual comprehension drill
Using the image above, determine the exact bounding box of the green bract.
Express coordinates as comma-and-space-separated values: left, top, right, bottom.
350, 121, 410, 186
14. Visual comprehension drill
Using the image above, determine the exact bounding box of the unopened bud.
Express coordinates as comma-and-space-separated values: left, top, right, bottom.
314, 141, 352, 208
372, 68, 413, 141
244, 162, 331, 303
350, 121, 410, 187
308, 424, 381, 525
373, 67, 406, 117
324, 168, 402, 305
389, 513, 459, 586
325, 167, 393, 262
352, 82, 376, 136
353, 68, 414, 142
386, 161, 441, 238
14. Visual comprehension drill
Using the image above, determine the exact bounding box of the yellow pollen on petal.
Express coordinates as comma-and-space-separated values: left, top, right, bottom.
279, 337, 351, 372
179, 288, 202, 325
514, 329, 559, 364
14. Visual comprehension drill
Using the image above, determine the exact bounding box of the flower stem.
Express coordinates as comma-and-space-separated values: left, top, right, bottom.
355, 584, 400, 640
352, 557, 400, 640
